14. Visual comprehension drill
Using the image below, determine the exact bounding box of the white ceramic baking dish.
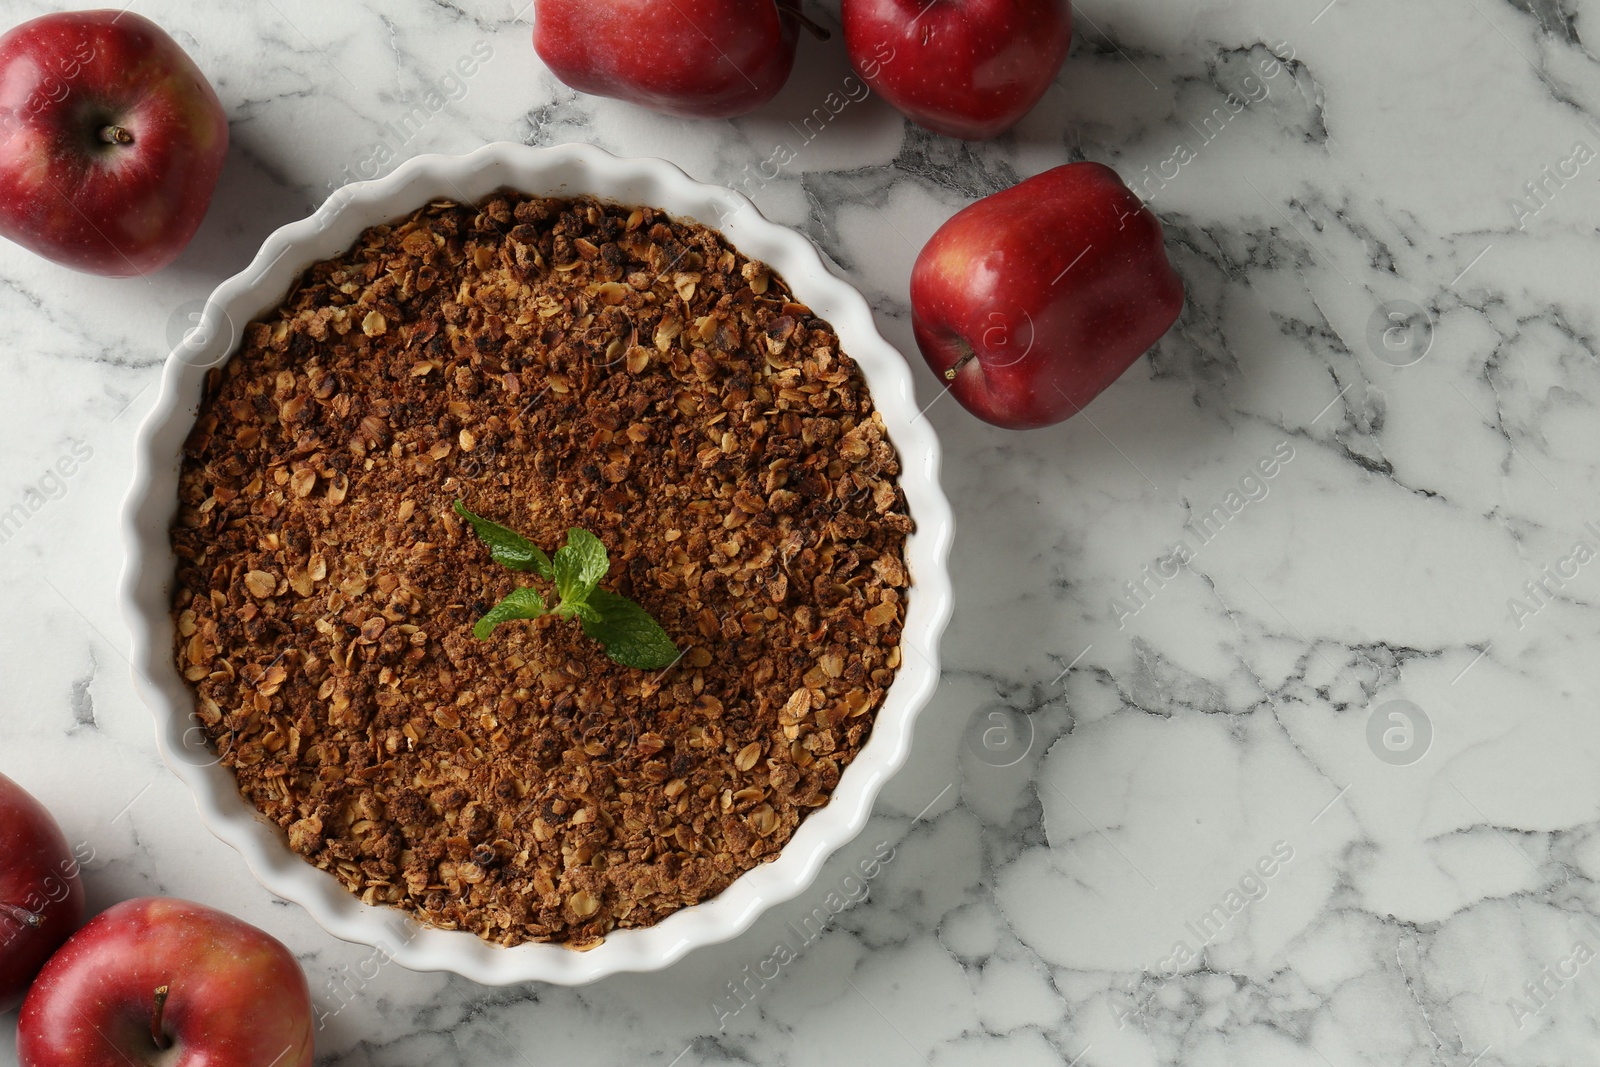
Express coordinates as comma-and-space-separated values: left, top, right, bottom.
120, 141, 953, 985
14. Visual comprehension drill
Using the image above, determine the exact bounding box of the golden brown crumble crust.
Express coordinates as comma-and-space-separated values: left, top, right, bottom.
170, 193, 911, 947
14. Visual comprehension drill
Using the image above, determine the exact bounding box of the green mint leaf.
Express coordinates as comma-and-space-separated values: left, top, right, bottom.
556, 598, 602, 624
472, 586, 548, 640
580, 590, 680, 670
454, 501, 553, 578
552, 528, 609, 608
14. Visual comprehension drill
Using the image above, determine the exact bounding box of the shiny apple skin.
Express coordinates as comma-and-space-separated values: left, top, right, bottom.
0, 772, 85, 1014
533, 0, 799, 119
0, 10, 229, 276
17, 898, 313, 1067
911, 162, 1185, 430
843, 0, 1072, 140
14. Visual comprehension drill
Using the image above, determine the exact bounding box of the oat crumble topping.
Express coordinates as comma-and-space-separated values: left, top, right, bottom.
170, 193, 912, 947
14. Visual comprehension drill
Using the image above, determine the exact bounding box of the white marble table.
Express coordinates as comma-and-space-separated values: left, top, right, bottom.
5, 0, 1600, 1062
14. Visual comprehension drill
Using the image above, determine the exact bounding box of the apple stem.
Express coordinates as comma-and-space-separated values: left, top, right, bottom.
98, 124, 134, 146
0, 902, 43, 929
151, 985, 171, 1050
777, 0, 832, 40
943, 352, 977, 381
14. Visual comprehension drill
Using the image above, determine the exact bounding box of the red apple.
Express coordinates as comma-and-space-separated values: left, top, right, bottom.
843, 0, 1072, 140
533, 0, 802, 119
911, 162, 1184, 430
0, 773, 85, 1013
0, 10, 229, 276
17, 898, 313, 1066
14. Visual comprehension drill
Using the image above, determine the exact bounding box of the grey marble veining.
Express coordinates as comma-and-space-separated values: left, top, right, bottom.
5, 0, 1600, 1063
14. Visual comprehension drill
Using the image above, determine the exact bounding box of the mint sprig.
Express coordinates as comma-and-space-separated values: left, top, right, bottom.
457, 500, 680, 670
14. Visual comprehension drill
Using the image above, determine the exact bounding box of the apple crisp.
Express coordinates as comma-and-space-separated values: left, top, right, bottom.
170, 192, 911, 947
